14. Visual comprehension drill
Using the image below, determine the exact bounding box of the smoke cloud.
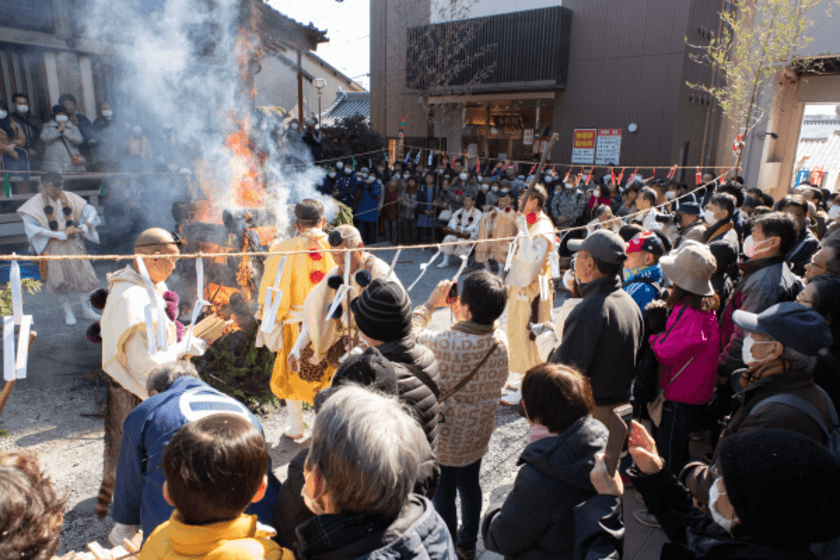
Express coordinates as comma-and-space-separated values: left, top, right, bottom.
85, 0, 333, 238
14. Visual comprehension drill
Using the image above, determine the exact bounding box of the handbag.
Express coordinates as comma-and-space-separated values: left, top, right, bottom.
647, 356, 695, 427
62, 137, 86, 166
439, 341, 499, 423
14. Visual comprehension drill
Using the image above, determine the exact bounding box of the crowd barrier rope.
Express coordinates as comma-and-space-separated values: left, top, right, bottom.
0, 178, 722, 263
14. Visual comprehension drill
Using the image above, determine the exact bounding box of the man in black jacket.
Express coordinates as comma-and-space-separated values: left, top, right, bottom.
779, 194, 820, 277
549, 230, 644, 426
10, 92, 42, 167
627, 422, 840, 559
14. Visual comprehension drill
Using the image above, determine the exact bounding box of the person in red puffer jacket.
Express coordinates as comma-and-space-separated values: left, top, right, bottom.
647, 243, 720, 477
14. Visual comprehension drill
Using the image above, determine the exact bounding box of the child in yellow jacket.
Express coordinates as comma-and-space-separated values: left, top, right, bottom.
139, 413, 294, 560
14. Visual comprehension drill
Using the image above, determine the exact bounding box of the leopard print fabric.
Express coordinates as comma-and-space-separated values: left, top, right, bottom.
296, 337, 347, 383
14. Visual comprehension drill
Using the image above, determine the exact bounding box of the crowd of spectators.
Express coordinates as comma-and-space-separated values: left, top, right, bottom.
4, 133, 840, 559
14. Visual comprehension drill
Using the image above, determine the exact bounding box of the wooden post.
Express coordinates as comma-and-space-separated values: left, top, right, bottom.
520, 133, 560, 211
297, 49, 304, 125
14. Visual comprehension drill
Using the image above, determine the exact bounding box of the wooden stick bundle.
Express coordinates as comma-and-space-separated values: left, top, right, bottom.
193, 315, 234, 342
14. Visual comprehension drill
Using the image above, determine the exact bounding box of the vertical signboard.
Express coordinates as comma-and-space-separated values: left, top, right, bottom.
595, 129, 622, 165
572, 129, 596, 164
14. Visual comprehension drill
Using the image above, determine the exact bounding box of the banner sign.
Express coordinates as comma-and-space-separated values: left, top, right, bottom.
595, 129, 622, 165
572, 129, 596, 164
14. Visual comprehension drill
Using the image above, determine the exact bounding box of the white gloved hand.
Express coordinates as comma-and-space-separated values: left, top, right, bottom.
516, 215, 529, 231
46, 230, 68, 241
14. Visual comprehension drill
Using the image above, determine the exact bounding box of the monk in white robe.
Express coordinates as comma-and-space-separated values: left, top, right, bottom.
96, 229, 207, 520
17, 171, 100, 325
438, 194, 482, 268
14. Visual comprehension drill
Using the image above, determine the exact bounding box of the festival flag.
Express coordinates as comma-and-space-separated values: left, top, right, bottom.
719, 168, 725, 185
563, 168, 571, 183
99, 181, 106, 197
385, 152, 389, 162
575, 167, 584, 184
403, 150, 412, 164
584, 167, 594, 183
667, 164, 678, 180
368, 158, 372, 168
616, 167, 625, 185
696, 167, 702, 185
351, 157, 357, 170
646, 169, 656, 182
732, 132, 745, 156
2, 173, 10, 198
476, 159, 480, 174
414, 150, 422, 165
811, 167, 825, 187
610, 167, 617, 186
529, 164, 537, 175
443, 155, 449, 167
428, 151, 433, 166
491, 161, 502, 175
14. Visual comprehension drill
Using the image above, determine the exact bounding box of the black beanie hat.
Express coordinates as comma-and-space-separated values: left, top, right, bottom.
719, 429, 840, 550
350, 279, 411, 342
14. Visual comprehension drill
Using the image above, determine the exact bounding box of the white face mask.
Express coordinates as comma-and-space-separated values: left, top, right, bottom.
742, 334, 774, 366
344, 167, 351, 174
290, 123, 299, 130
438, 169, 444, 174
403, 173, 410, 179
743, 235, 773, 259
56, 115, 69, 123
336, 162, 344, 169
709, 479, 738, 534
500, 189, 509, 196
491, 186, 499, 192
481, 184, 489, 191
16, 105, 28, 114
459, 173, 468, 181
565, 183, 574, 190
0, 111, 7, 120
703, 209, 717, 224
666, 191, 676, 200
329, 172, 336, 178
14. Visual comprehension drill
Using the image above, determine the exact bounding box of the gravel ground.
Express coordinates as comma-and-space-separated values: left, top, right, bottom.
0, 247, 540, 555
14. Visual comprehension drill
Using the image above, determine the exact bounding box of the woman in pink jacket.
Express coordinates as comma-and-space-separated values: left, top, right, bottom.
647, 243, 720, 477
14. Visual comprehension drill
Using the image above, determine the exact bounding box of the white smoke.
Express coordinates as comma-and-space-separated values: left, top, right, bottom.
86, 0, 334, 235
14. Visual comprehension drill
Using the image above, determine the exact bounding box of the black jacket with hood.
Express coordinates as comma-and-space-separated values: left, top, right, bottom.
481, 415, 607, 560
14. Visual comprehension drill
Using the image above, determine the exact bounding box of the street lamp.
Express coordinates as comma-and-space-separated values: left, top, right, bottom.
314, 78, 326, 127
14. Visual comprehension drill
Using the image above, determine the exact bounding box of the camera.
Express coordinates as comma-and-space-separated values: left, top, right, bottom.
654, 213, 679, 225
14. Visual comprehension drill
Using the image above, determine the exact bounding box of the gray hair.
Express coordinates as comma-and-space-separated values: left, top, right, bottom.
305, 384, 423, 520
146, 361, 200, 395
335, 224, 363, 249
782, 345, 817, 372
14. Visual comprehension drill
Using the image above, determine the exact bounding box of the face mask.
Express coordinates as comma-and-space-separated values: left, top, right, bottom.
500, 189, 509, 195
703, 209, 716, 224
562, 268, 576, 291
565, 183, 574, 190
743, 235, 773, 259
336, 162, 344, 169
709, 479, 738, 534
290, 123, 299, 130
403, 173, 410, 179
0, 111, 7, 120
742, 334, 775, 366
438, 169, 444, 174
344, 168, 351, 174
459, 173, 468, 181
366, 178, 374, 184
666, 191, 676, 200
329, 172, 336, 178
481, 184, 489, 191
16, 105, 28, 114
491, 186, 499, 192
56, 115, 69, 123
301, 470, 327, 515
102, 110, 113, 118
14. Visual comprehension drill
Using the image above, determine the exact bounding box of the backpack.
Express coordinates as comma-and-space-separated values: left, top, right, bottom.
747, 386, 840, 560
746, 384, 840, 460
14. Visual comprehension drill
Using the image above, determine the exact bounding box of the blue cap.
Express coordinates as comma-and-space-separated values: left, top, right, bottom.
733, 302, 832, 357
675, 202, 701, 216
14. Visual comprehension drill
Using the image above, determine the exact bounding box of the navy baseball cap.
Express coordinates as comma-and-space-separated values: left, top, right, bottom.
733, 302, 832, 357
675, 202, 701, 216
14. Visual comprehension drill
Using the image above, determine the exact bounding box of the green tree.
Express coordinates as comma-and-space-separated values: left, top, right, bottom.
687, 0, 830, 172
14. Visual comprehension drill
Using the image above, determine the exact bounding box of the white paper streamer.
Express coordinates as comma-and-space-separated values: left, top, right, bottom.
387, 249, 402, 280
407, 249, 441, 293
136, 257, 168, 354
184, 258, 209, 351
3, 317, 14, 382
4, 257, 33, 380
10, 256, 22, 325
452, 250, 472, 284
260, 257, 286, 334
326, 284, 350, 322
503, 232, 523, 272
343, 251, 351, 286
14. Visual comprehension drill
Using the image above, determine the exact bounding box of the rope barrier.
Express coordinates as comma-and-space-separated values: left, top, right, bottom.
3, 179, 721, 263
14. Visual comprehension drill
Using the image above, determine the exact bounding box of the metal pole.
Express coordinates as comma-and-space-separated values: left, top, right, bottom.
318, 94, 322, 127
297, 49, 304, 125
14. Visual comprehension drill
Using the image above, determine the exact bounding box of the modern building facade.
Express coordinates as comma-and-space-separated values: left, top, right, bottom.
371, 0, 723, 181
